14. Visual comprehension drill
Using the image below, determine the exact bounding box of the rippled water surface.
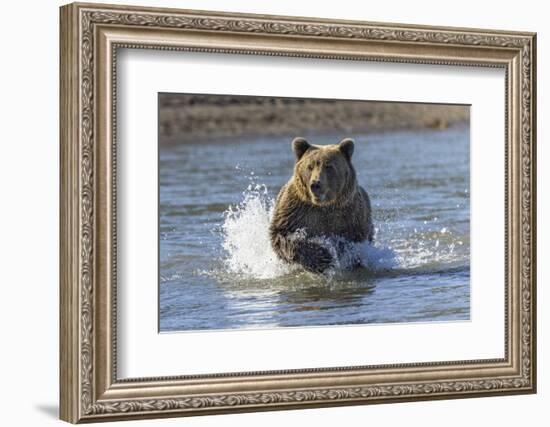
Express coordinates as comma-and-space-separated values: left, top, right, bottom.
160, 127, 470, 332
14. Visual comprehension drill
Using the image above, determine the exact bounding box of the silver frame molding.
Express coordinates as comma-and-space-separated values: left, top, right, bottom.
60, 2, 537, 423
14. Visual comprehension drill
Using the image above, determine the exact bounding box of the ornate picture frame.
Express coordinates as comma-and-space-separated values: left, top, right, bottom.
60, 2, 536, 423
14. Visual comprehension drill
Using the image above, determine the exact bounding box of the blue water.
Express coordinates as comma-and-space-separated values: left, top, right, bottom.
159, 127, 470, 332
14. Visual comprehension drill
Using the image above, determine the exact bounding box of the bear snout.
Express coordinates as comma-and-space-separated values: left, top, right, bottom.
310, 180, 322, 193
309, 179, 328, 203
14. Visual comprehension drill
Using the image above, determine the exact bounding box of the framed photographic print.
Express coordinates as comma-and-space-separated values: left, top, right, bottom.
59, 2, 537, 423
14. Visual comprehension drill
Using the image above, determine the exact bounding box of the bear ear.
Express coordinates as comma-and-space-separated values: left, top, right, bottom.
338, 138, 355, 160
292, 137, 311, 161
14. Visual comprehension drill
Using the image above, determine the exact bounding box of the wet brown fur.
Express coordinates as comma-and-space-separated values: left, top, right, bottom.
269, 137, 374, 273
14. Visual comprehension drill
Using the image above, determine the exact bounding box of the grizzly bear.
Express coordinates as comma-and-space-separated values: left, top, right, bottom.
269, 137, 374, 274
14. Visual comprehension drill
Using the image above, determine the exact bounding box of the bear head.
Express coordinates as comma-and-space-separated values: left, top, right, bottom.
292, 137, 357, 207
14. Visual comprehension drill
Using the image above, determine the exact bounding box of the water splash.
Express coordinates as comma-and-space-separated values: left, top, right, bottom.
221, 184, 293, 279
220, 184, 397, 280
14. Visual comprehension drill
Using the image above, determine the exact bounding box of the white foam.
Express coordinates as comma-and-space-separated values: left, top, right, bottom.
220, 184, 397, 279
221, 184, 293, 279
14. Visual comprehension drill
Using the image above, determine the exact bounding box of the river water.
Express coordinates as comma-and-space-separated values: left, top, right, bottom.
159, 126, 470, 332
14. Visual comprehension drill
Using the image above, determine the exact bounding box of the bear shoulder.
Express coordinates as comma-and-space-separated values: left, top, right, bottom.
270, 180, 308, 234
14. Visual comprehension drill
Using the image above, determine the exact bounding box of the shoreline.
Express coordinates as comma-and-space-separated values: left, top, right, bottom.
159, 94, 470, 144
161, 120, 470, 146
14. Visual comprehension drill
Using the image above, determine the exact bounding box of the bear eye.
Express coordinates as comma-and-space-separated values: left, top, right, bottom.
307, 164, 314, 171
